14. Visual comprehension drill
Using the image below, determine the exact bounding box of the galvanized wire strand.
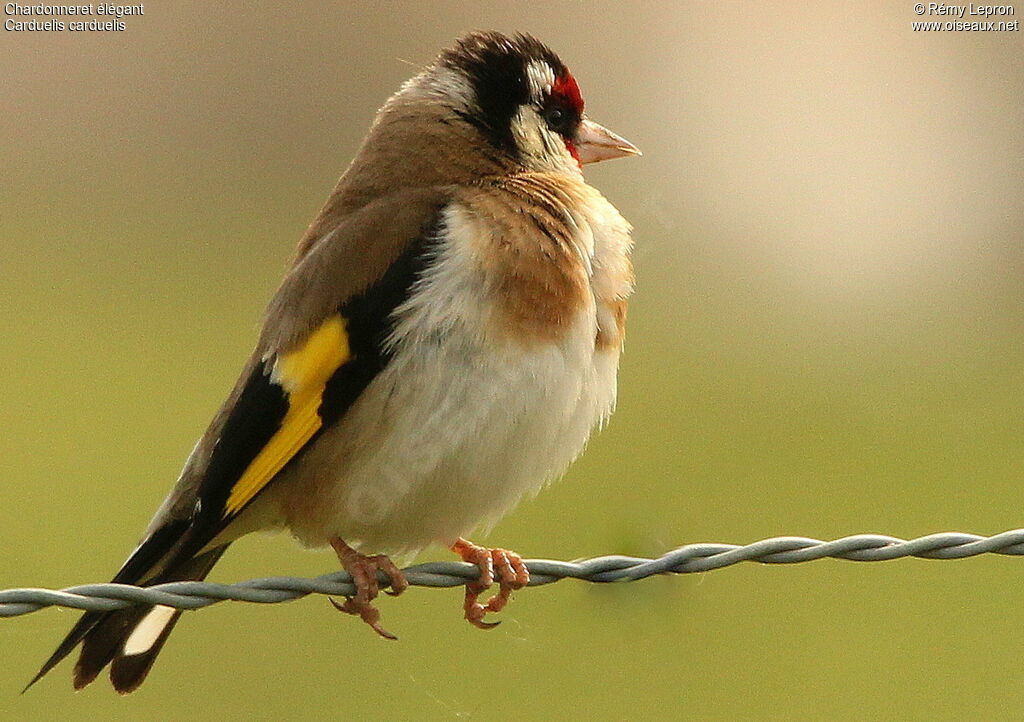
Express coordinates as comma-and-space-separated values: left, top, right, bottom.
4, 528, 1024, 618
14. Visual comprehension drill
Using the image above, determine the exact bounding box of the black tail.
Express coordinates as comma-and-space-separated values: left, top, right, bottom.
26, 541, 229, 694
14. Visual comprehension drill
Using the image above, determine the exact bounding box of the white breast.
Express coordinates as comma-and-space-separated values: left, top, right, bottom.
274, 193, 630, 555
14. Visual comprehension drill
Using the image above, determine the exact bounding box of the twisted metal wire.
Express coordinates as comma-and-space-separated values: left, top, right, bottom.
4, 528, 1024, 618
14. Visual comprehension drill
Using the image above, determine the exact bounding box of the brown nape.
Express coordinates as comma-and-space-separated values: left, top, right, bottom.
294, 98, 518, 262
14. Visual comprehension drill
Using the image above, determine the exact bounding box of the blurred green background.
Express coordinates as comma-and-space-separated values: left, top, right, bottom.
3, 1, 1023, 719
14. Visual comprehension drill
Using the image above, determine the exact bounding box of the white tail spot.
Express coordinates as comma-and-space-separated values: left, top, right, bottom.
123, 604, 176, 656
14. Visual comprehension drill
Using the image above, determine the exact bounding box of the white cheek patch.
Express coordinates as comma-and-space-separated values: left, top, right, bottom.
510, 106, 575, 171
510, 107, 542, 155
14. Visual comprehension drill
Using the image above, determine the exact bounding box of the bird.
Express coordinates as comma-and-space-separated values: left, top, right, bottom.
28, 30, 639, 694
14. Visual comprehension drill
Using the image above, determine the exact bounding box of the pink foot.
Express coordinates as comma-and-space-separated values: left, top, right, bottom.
329, 537, 408, 640
451, 538, 530, 629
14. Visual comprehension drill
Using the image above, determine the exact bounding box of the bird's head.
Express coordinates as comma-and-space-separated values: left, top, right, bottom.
431, 31, 640, 173
334, 32, 639, 210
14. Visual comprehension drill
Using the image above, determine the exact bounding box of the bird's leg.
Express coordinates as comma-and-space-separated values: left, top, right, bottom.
328, 537, 408, 640
451, 537, 530, 629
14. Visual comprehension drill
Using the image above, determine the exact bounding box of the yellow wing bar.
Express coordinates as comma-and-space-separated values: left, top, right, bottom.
222, 315, 350, 516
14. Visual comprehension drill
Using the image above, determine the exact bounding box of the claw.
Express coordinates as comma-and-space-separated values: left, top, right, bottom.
329, 537, 406, 640
451, 538, 529, 629
329, 597, 398, 641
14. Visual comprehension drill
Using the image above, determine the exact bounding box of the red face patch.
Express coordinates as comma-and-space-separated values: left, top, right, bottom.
551, 71, 584, 115
551, 71, 584, 166
563, 139, 581, 164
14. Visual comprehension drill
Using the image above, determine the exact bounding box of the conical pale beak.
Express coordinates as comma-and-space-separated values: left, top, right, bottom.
575, 119, 642, 165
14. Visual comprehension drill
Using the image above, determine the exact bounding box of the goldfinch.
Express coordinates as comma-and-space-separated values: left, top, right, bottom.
29, 31, 639, 693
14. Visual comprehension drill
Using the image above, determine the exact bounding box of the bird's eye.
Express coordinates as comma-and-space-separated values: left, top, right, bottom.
543, 106, 569, 134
